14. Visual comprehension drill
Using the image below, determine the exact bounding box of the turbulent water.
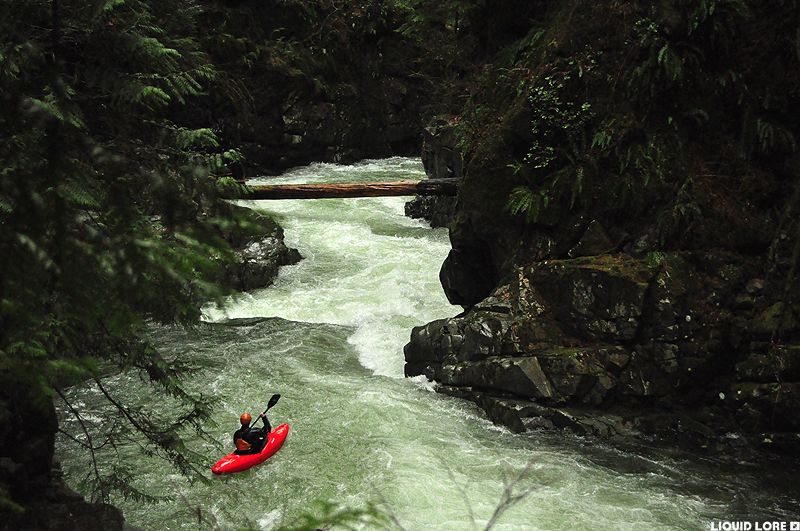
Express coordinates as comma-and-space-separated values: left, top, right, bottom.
56, 158, 800, 531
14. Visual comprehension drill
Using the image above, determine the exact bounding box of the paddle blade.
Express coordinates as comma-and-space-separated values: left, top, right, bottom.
267, 393, 281, 410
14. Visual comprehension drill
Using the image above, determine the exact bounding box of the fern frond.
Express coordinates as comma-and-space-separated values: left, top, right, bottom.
93, 0, 125, 18
132, 85, 171, 109
507, 186, 548, 223
173, 128, 219, 150
56, 181, 102, 208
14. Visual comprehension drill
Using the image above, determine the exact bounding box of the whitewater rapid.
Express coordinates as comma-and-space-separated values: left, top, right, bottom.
55, 158, 800, 531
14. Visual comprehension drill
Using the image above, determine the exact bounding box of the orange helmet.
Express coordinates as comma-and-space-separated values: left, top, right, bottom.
240, 413, 252, 425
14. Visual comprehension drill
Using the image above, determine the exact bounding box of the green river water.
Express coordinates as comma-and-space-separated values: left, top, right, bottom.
56, 158, 800, 531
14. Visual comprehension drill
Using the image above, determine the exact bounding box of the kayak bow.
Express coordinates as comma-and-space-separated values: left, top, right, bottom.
212, 423, 289, 474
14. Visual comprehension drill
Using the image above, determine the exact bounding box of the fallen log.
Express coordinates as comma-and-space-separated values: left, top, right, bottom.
224, 178, 459, 200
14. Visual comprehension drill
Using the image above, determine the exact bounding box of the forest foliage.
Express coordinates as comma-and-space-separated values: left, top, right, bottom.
462, 0, 800, 240
0, 0, 248, 504
454, 0, 800, 307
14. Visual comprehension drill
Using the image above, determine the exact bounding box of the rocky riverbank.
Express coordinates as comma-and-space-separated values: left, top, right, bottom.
404, 118, 800, 456
406, 249, 800, 453
400, 0, 800, 457
404, 117, 460, 228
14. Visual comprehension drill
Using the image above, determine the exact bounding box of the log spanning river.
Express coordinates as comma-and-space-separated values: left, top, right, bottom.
56, 158, 800, 530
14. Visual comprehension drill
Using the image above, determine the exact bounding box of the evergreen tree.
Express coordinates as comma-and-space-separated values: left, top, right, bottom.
0, 0, 244, 505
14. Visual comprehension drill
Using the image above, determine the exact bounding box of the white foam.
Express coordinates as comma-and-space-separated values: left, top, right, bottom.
205, 157, 454, 377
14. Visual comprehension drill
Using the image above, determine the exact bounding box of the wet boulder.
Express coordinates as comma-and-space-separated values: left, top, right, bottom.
405, 251, 787, 446
406, 254, 666, 406
219, 211, 303, 293
231, 234, 303, 292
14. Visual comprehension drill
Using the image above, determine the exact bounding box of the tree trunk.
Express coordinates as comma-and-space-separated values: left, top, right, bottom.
225, 178, 459, 200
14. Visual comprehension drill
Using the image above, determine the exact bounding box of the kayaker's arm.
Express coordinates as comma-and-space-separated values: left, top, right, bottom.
252, 394, 279, 433
260, 413, 272, 433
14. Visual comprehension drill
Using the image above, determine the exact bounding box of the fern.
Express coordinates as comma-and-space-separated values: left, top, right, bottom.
654, 177, 702, 244
56, 180, 102, 208
94, 0, 126, 16
507, 186, 548, 223
173, 127, 219, 150
132, 85, 172, 109
756, 118, 797, 153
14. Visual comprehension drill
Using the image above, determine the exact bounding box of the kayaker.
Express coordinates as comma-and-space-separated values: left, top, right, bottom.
233, 412, 272, 455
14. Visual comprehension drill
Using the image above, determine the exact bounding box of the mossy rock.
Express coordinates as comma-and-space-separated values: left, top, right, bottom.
750, 302, 798, 336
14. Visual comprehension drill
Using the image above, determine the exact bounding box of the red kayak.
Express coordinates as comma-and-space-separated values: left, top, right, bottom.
212, 423, 289, 474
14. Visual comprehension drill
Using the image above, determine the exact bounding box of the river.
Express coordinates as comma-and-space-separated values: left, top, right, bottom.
56, 158, 800, 531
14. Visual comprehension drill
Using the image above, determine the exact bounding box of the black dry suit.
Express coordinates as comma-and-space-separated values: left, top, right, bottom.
233, 415, 272, 455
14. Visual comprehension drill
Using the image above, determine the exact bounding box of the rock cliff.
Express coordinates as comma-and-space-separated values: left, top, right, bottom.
193, 1, 440, 177
404, 0, 800, 454
405, 117, 460, 228
406, 150, 800, 453
407, 250, 796, 446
